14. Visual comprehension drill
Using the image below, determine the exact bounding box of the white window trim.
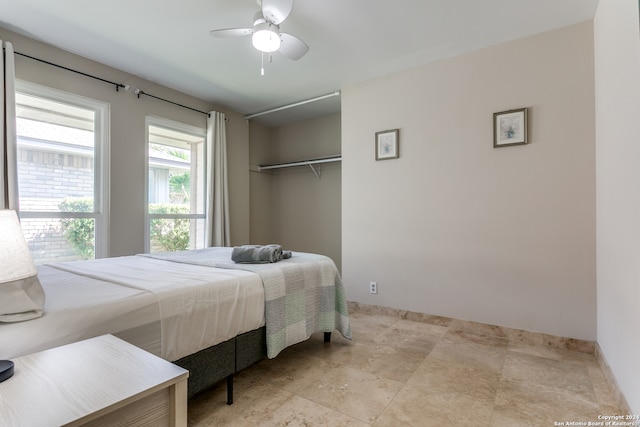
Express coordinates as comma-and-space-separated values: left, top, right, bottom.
144, 115, 206, 253
16, 80, 111, 258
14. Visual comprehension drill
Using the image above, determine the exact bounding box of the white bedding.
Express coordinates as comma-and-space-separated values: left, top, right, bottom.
0, 256, 265, 361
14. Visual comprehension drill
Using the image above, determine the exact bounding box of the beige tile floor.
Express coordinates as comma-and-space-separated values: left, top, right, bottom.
188, 310, 622, 426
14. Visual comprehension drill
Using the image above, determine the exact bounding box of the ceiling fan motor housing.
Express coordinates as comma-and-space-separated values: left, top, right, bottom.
252, 21, 281, 52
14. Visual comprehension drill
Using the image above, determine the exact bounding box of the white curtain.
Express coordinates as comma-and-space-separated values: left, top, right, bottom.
205, 111, 230, 247
0, 40, 18, 210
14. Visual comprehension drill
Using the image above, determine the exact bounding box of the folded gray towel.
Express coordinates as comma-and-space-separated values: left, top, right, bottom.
231, 244, 284, 263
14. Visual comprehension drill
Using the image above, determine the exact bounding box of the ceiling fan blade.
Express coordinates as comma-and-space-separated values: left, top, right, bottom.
209, 28, 253, 38
278, 33, 309, 60
261, 0, 293, 25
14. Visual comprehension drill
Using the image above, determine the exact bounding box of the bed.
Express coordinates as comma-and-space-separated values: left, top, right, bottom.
0, 247, 352, 403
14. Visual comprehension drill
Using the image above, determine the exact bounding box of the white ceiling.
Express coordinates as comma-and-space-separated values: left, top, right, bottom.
0, 0, 599, 127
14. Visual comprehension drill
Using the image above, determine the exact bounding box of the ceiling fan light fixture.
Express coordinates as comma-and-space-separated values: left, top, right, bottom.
252, 22, 281, 52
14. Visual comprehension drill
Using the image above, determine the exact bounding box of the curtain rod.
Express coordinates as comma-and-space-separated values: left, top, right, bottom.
244, 91, 341, 120
14, 50, 211, 118
132, 89, 210, 118
15, 51, 126, 92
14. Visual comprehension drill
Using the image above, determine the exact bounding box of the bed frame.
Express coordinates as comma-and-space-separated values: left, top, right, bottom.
175, 328, 332, 404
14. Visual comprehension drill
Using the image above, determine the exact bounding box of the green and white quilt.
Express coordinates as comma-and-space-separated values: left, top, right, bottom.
142, 247, 352, 358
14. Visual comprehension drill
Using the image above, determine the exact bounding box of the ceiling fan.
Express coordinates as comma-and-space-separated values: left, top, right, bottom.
209, 0, 309, 72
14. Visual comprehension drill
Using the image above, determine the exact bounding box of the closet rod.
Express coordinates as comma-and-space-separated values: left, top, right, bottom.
259, 155, 341, 171
244, 91, 340, 120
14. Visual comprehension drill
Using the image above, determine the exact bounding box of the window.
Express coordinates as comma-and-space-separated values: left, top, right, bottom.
15, 81, 110, 264
146, 116, 206, 253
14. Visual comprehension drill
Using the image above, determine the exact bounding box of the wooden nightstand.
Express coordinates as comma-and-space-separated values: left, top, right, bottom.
0, 334, 189, 427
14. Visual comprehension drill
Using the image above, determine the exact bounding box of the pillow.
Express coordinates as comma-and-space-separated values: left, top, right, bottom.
0, 210, 45, 322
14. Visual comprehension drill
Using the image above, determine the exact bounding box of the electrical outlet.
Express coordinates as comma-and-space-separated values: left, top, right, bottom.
369, 281, 378, 294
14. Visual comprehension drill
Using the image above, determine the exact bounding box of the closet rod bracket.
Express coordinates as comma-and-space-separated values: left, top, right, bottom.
307, 163, 321, 179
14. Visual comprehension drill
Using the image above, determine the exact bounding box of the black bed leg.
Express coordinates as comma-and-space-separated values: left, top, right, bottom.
324, 332, 332, 343
226, 374, 234, 405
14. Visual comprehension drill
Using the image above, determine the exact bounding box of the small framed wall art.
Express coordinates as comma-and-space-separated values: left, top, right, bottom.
375, 129, 399, 160
493, 108, 528, 148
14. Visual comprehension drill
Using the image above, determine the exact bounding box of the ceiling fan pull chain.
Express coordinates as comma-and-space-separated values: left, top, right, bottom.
261, 51, 265, 76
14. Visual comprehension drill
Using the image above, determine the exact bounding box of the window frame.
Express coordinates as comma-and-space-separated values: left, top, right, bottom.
15, 80, 110, 259
144, 115, 207, 253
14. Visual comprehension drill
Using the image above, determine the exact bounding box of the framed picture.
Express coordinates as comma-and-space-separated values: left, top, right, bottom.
375, 129, 399, 160
493, 108, 528, 148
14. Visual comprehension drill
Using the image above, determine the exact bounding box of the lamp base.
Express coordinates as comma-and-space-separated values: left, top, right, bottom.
0, 360, 14, 382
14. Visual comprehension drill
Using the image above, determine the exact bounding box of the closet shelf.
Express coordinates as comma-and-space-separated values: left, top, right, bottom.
259, 155, 341, 179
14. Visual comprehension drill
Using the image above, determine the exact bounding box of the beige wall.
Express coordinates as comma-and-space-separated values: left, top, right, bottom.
249, 114, 342, 270
249, 121, 274, 245
342, 22, 596, 340
594, 0, 640, 413
2, 29, 250, 256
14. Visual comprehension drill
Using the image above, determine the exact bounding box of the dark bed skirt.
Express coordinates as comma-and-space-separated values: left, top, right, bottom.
173, 328, 332, 403
173, 326, 267, 401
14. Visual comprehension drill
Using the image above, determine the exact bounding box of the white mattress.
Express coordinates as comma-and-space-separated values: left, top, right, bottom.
0, 256, 265, 361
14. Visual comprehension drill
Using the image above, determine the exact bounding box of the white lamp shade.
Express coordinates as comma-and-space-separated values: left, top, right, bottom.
252, 22, 281, 53
0, 210, 45, 322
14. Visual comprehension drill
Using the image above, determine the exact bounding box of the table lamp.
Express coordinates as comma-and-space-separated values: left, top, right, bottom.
0, 210, 47, 382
